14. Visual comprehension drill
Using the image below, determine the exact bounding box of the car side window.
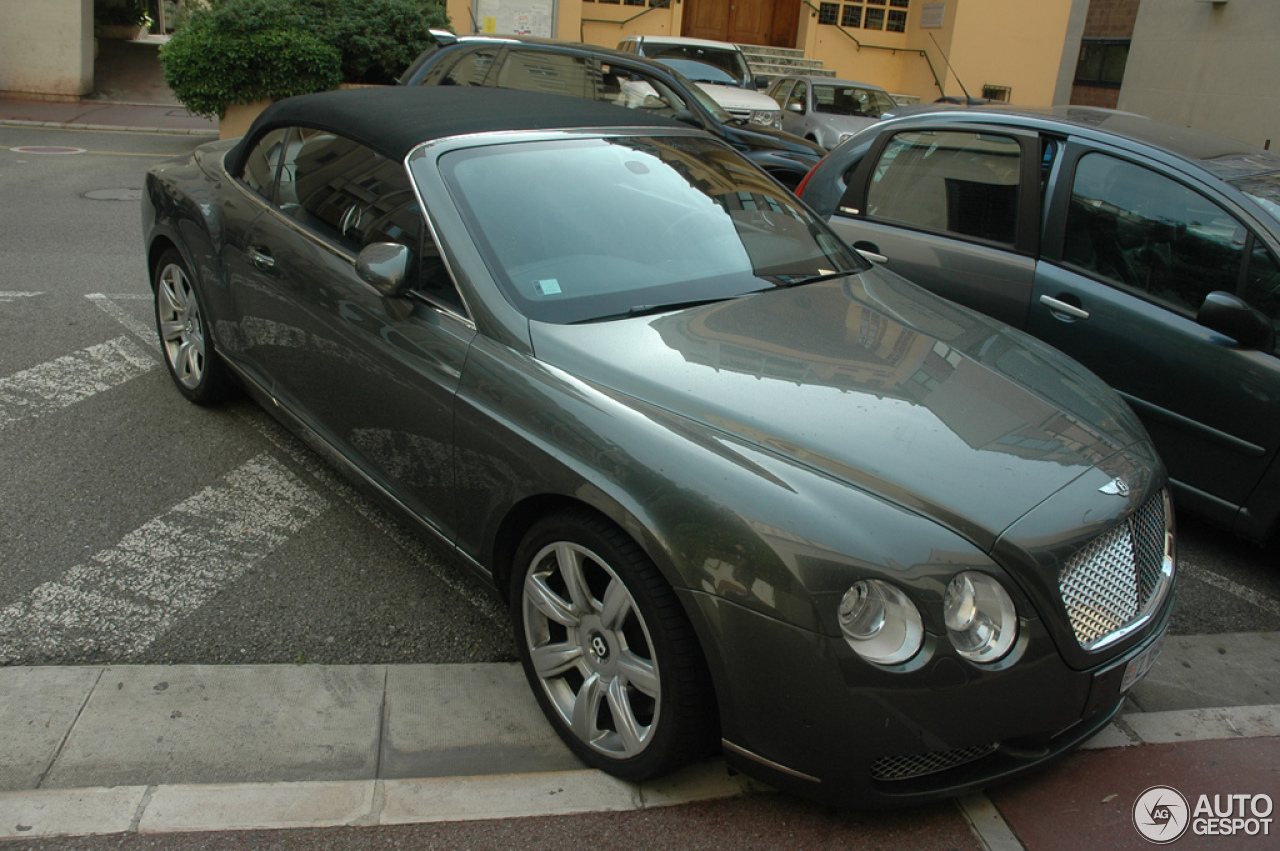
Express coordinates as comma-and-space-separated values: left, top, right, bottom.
1062, 153, 1246, 314
238, 128, 290, 199
1243, 243, 1280, 355
866, 130, 1022, 245
275, 128, 464, 313
768, 79, 793, 107
494, 50, 593, 97
435, 48, 499, 86
786, 81, 807, 113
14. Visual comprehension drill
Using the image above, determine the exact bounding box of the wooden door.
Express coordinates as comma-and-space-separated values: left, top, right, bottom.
727, 2, 771, 45
683, 0, 733, 41
769, 0, 800, 48
683, 0, 797, 47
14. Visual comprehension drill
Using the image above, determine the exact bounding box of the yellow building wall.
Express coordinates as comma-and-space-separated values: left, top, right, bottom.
442, 1, 1073, 106
800, 1, 1073, 105
947, 0, 1074, 106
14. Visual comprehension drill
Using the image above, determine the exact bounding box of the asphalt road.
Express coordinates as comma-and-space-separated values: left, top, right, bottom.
1, 124, 1277, 672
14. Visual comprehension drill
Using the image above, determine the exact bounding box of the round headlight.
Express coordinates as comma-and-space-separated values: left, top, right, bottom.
838, 579, 923, 665
944, 572, 1018, 663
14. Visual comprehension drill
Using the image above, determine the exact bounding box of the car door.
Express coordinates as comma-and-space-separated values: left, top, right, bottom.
781, 79, 808, 140
230, 126, 476, 539
1031, 142, 1280, 531
825, 123, 1046, 328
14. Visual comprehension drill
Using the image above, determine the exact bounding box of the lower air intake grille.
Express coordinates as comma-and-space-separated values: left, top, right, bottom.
871, 743, 998, 782
1059, 488, 1172, 649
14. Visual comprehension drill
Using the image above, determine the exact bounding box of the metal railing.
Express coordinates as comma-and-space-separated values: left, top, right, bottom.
799, 1, 946, 97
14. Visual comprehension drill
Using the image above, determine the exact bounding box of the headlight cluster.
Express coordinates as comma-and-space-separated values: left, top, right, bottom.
750, 109, 782, 129
838, 571, 1018, 667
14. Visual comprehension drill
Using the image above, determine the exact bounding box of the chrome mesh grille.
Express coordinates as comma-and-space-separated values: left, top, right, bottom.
726, 107, 752, 120
871, 744, 997, 782
1059, 489, 1170, 649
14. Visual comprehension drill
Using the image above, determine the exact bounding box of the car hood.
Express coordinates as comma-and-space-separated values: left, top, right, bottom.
528, 270, 1147, 551
695, 83, 781, 113
720, 119, 825, 156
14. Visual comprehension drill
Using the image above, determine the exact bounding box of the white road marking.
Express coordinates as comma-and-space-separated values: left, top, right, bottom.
85, 293, 161, 353
0, 291, 44, 302
0, 454, 328, 660
1182, 565, 1280, 619
241, 412, 507, 628
0, 336, 156, 430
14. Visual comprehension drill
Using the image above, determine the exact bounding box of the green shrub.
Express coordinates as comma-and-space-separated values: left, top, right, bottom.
161, 0, 343, 118
160, 0, 451, 118
293, 0, 452, 86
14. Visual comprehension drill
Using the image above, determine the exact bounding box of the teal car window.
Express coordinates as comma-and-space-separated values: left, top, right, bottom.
1244, 242, 1280, 355
866, 130, 1022, 246
1063, 153, 1246, 314
432, 135, 865, 324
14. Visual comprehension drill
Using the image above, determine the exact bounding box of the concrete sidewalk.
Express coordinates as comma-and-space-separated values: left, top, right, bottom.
0, 98, 216, 136
1, 633, 1277, 844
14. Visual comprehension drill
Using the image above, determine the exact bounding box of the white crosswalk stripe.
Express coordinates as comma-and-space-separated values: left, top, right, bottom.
0, 335, 156, 430
0, 454, 328, 660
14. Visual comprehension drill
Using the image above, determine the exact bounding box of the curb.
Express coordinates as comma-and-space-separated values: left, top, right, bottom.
0, 762, 761, 840
2, 704, 1276, 842
0, 118, 218, 137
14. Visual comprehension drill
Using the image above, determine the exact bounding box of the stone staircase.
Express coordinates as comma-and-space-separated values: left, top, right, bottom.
737, 45, 836, 82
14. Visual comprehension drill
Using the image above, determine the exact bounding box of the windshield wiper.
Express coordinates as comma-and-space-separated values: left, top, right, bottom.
580, 295, 738, 323
766, 270, 856, 289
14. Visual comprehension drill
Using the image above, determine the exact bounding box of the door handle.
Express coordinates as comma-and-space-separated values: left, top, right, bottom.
1039, 294, 1089, 320
248, 247, 276, 271
853, 240, 887, 264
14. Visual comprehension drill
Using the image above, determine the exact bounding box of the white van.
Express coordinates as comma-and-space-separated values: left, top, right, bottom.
616, 36, 782, 129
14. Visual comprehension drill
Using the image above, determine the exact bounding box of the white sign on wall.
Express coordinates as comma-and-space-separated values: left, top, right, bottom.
474, 0, 557, 38
920, 2, 946, 29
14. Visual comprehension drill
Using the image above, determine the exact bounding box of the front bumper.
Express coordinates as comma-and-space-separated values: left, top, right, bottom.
682, 583, 1173, 808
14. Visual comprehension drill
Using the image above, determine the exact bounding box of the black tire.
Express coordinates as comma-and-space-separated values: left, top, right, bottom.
152, 248, 234, 405
511, 510, 717, 781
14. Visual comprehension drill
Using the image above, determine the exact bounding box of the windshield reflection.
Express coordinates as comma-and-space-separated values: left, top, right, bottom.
437, 135, 864, 324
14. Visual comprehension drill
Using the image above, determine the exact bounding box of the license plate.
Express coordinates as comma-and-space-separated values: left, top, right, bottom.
1121, 637, 1163, 692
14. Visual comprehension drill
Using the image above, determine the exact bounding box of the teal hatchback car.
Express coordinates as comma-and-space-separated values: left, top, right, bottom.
801, 107, 1280, 544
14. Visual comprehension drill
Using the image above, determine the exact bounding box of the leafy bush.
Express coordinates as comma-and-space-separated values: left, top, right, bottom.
161, 0, 450, 118
292, 0, 452, 86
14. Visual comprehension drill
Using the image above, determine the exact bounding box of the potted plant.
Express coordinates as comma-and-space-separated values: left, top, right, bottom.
95, 0, 153, 40
160, 0, 450, 138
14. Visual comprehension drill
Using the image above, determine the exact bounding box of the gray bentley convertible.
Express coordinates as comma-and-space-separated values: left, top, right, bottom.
141, 86, 1174, 806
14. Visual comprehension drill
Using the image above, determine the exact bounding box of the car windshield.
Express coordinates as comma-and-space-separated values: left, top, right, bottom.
655, 58, 740, 88
428, 135, 866, 324
1229, 171, 1280, 228
642, 44, 749, 85
813, 84, 896, 118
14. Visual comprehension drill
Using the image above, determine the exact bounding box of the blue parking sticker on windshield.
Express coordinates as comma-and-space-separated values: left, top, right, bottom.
534, 279, 562, 296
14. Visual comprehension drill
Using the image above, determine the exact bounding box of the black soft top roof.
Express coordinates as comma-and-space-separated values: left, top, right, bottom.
226, 86, 689, 174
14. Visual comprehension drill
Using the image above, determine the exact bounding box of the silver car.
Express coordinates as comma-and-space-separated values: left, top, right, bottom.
768, 75, 897, 150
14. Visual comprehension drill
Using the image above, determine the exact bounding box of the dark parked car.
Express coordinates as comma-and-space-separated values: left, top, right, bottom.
800, 106, 1280, 543
398, 31, 822, 188
143, 87, 1174, 806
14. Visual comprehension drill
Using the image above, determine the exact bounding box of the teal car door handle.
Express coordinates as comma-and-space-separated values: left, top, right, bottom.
1040, 294, 1090, 321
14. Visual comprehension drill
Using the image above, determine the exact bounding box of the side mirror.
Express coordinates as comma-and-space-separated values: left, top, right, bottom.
672, 109, 700, 127
1196, 291, 1275, 350
788, 103, 804, 114
754, 76, 769, 90
356, 242, 413, 298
